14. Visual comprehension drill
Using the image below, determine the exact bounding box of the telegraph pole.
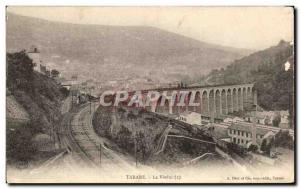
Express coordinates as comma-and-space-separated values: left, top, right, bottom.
135, 136, 138, 167
88, 87, 92, 114
50, 114, 56, 149
252, 91, 258, 145
90, 100, 92, 114
99, 143, 102, 166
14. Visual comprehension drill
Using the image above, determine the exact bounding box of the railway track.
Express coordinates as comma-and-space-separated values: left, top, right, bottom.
59, 103, 135, 172
59, 110, 97, 168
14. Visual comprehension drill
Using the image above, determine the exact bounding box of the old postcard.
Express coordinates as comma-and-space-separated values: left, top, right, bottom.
6, 6, 295, 184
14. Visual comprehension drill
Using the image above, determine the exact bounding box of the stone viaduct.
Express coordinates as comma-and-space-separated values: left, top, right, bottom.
116, 83, 256, 117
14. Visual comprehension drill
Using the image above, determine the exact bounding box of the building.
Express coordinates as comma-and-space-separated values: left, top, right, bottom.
27, 46, 41, 72
245, 110, 291, 128
228, 123, 272, 148
177, 111, 202, 126
285, 61, 291, 71
40, 64, 47, 74
244, 111, 276, 126
27, 46, 61, 79
224, 116, 244, 123
279, 110, 290, 129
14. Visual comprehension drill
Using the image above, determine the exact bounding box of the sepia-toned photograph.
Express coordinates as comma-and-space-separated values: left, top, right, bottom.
6, 6, 295, 184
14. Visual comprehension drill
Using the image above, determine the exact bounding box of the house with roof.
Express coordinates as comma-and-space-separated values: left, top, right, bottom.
279, 110, 290, 129
224, 116, 244, 123
244, 111, 277, 125
177, 111, 202, 126
27, 45, 42, 72
228, 123, 275, 148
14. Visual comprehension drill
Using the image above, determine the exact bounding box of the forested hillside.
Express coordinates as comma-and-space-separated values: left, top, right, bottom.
6, 51, 68, 166
205, 40, 294, 126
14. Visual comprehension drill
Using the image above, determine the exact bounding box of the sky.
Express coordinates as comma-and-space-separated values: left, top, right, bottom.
7, 6, 294, 50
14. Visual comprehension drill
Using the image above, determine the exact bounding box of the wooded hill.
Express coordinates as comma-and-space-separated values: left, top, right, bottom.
205, 40, 294, 127
6, 51, 68, 165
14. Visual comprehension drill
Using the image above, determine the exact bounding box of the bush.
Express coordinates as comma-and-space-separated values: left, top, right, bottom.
51, 69, 60, 78
274, 130, 294, 150
60, 87, 70, 98
6, 124, 37, 166
7, 50, 34, 92
248, 144, 258, 153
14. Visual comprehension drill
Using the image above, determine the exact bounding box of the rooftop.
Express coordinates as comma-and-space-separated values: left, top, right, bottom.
228, 123, 270, 136
179, 111, 201, 117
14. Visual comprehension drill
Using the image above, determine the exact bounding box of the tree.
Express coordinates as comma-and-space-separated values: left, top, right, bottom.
51, 69, 60, 78
60, 87, 69, 98
6, 123, 37, 165
274, 130, 294, 150
265, 138, 274, 155
260, 139, 267, 152
272, 115, 281, 127
7, 50, 34, 92
248, 144, 258, 152
205, 41, 294, 122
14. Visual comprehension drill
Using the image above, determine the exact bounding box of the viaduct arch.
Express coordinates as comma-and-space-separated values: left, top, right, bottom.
150, 83, 255, 117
